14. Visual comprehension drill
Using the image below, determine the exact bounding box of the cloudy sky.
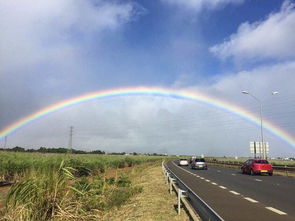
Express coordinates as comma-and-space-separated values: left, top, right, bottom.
1, 0, 295, 156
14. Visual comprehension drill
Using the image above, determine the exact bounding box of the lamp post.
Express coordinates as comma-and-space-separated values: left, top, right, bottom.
242, 91, 264, 158
242, 91, 279, 159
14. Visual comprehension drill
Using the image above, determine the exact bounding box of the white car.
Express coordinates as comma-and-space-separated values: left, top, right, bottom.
178, 159, 189, 166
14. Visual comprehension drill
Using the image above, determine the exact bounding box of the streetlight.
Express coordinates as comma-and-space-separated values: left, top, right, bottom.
241, 91, 278, 159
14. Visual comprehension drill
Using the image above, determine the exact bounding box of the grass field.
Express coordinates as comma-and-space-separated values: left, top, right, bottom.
0, 152, 176, 220
0, 152, 166, 183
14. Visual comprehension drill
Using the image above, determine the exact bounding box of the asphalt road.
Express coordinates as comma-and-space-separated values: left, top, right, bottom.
166, 160, 295, 221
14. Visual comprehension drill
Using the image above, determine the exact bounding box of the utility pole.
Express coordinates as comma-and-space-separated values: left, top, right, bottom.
68, 126, 73, 154
3, 136, 7, 149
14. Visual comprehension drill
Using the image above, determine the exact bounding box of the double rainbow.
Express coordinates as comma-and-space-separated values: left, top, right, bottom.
0, 87, 294, 148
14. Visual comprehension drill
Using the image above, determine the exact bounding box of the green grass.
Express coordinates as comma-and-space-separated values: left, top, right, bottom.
0, 152, 170, 220
0, 152, 167, 183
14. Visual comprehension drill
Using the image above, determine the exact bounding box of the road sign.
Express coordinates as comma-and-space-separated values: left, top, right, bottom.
250, 141, 269, 157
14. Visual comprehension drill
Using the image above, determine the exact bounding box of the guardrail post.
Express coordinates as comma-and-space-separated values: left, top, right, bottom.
178, 189, 187, 215
166, 172, 170, 184
285, 165, 288, 176
169, 178, 176, 194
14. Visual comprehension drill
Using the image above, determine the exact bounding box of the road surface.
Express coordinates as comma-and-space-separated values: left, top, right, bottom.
166, 160, 295, 221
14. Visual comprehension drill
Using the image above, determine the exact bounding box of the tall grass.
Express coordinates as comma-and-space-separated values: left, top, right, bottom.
5, 161, 74, 220
0, 152, 165, 220
0, 152, 164, 183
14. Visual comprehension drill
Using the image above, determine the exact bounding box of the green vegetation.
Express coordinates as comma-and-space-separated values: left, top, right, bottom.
0, 151, 164, 183
0, 152, 168, 220
0, 146, 105, 154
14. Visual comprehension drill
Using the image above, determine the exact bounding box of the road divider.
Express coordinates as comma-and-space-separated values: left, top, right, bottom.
207, 160, 295, 176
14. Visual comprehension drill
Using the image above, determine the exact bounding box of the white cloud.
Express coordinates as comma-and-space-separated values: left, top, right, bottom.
162, 0, 244, 11
0, 0, 138, 73
210, 0, 295, 61
0, 0, 143, 128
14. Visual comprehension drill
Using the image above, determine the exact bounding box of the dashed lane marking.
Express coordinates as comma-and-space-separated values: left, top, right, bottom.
244, 197, 258, 203
169, 162, 288, 217
229, 191, 240, 195
265, 207, 287, 215
217, 170, 221, 173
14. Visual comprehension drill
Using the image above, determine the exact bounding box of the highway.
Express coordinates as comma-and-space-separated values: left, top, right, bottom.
166, 160, 295, 221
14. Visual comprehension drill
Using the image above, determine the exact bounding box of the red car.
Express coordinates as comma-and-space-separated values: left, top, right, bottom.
241, 159, 273, 176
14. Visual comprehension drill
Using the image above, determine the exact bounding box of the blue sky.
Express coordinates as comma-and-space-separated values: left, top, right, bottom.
1, 0, 295, 156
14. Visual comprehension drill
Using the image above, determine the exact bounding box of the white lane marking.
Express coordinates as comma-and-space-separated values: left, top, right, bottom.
244, 197, 258, 203
231, 174, 236, 176
217, 170, 221, 173
171, 161, 220, 187
229, 191, 240, 195
265, 207, 287, 215
219, 186, 227, 189
255, 179, 262, 182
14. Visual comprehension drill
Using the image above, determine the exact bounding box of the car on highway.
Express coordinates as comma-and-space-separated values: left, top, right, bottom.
241, 159, 273, 176
178, 159, 189, 166
191, 158, 207, 170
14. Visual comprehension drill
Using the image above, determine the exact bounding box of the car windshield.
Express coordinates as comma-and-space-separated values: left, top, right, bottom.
195, 159, 205, 162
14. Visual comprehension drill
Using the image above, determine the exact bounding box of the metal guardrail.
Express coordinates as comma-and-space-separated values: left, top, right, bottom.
162, 162, 224, 221
206, 160, 295, 172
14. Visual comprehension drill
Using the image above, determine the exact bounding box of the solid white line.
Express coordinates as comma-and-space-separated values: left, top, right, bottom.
219, 186, 227, 189
265, 207, 287, 215
255, 179, 262, 182
231, 174, 236, 176
211, 182, 218, 185
244, 197, 258, 203
229, 191, 240, 195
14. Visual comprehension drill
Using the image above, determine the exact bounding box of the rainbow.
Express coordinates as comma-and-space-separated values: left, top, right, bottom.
0, 87, 294, 148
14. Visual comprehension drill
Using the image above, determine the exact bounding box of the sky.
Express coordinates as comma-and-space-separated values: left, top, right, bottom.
1, 0, 295, 157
